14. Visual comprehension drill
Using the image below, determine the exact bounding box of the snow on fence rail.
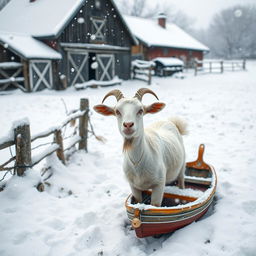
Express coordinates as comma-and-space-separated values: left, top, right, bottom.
132, 60, 155, 85
0, 98, 89, 191
194, 59, 246, 76
0, 62, 25, 92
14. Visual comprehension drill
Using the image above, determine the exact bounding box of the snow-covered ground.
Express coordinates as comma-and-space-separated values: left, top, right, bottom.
0, 62, 256, 256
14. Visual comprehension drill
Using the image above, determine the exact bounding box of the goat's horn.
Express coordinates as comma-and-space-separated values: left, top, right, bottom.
134, 88, 159, 101
102, 89, 124, 103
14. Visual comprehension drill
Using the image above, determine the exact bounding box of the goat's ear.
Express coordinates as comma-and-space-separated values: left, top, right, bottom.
93, 104, 115, 116
145, 102, 165, 114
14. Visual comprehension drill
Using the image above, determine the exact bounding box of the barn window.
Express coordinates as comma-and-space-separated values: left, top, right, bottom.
91, 17, 106, 42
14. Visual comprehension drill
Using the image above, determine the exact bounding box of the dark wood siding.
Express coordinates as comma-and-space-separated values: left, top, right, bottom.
54, 0, 133, 83
114, 51, 131, 80
0, 45, 20, 62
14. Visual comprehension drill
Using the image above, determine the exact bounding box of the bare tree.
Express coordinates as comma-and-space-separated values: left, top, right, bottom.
115, 0, 195, 32
130, 0, 146, 17
203, 5, 256, 58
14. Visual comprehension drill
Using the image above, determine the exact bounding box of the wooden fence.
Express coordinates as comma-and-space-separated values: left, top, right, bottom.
132, 60, 155, 85
194, 59, 246, 76
0, 98, 89, 191
0, 62, 25, 91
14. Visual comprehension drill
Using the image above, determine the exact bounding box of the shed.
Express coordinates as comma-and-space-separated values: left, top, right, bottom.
124, 14, 209, 68
0, 0, 137, 92
153, 57, 184, 76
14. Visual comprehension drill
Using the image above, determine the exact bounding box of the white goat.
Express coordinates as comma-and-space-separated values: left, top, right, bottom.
94, 88, 187, 206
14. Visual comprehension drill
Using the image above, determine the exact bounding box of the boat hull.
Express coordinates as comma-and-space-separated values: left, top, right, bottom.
134, 207, 209, 238
125, 144, 217, 238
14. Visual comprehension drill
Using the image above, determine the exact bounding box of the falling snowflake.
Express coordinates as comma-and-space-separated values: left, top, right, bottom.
71, 68, 75, 73
4, 43, 8, 48
234, 9, 242, 18
91, 62, 98, 69
77, 17, 85, 24
90, 34, 96, 40
95, 0, 101, 9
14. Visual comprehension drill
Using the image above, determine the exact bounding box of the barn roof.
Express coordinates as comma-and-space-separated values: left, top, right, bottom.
124, 15, 209, 52
0, 0, 84, 38
0, 0, 137, 41
0, 0, 137, 59
0, 33, 62, 59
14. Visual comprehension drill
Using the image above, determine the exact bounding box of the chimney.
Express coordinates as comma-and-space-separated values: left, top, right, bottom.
158, 13, 166, 29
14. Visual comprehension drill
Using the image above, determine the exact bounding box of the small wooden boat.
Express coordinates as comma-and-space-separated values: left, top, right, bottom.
125, 144, 217, 238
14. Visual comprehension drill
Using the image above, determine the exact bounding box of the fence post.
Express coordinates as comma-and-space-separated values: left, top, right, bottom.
243, 59, 246, 70
194, 60, 198, 76
209, 62, 212, 73
79, 98, 89, 152
14, 123, 32, 176
148, 66, 152, 85
22, 60, 32, 92
220, 61, 224, 73
54, 129, 65, 164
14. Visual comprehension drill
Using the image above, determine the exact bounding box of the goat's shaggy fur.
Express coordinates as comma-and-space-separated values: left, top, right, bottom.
123, 117, 187, 206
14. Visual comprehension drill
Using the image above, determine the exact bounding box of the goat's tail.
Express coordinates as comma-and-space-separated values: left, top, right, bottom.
170, 117, 188, 135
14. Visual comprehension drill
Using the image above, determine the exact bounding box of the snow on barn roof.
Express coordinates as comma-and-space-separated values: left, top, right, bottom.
0, 33, 61, 59
0, 0, 137, 59
124, 15, 209, 52
0, 0, 84, 38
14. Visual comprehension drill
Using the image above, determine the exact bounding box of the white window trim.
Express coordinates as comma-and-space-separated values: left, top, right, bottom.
91, 18, 106, 41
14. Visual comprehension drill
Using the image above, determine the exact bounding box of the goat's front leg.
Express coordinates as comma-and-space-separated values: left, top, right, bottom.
151, 183, 165, 207
130, 184, 142, 203
178, 164, 185, 189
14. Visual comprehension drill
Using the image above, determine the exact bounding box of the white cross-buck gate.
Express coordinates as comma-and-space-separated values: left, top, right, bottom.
67, 51, 89, 86
29, 60, 53, 91
96, 54, 115, 81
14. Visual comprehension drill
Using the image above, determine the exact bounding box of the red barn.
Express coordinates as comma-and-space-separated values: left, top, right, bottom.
125, 14, 209, 67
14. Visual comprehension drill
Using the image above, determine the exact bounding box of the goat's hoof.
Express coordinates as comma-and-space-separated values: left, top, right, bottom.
132, 218, 141, 229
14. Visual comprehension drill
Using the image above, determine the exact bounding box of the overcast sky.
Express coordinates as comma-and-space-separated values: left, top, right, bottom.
150, 0, 256, 29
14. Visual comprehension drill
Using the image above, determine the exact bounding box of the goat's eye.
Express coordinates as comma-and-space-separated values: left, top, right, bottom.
116, 110, 121, 116
137, 109, 143, 115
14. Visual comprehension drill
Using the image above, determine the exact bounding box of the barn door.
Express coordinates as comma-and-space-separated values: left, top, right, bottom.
67, 51, 88, 86
29, 60, 53, 91
96, 54, 115, 81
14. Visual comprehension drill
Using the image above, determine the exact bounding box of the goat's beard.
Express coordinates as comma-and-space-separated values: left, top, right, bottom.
123, 138, 134, 152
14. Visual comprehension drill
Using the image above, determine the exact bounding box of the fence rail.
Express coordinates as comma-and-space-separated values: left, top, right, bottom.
0, 98, 89, 189
132, 60, 155, 85
194, 59, 246, 76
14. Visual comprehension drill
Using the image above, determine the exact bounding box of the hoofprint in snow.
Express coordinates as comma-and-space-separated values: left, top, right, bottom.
1, 62, 256, 255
